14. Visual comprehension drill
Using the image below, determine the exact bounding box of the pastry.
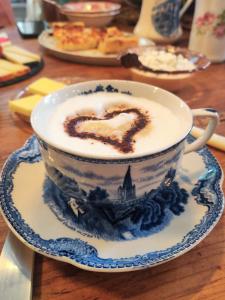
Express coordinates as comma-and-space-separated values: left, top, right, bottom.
57, 28, 99, 51
52, 22, 85, 40
51, 22, 138, 54
98, 35, 138, 54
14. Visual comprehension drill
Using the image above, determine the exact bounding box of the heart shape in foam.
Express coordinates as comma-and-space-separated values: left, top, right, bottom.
64, 108, 149, 153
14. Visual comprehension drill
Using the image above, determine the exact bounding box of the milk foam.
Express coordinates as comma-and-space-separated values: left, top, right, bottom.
48, 92, 184, 158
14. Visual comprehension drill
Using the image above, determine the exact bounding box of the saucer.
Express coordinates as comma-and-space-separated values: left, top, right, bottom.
0, 136, 224, 272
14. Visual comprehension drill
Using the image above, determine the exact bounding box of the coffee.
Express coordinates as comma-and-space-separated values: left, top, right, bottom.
48, 92, 183, 158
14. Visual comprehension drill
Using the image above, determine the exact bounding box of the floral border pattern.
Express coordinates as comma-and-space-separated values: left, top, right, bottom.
196, 10, 225, 38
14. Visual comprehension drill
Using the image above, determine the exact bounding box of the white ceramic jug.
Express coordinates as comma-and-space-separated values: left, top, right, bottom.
134, 0, 193, 43
189, 0, 225, 62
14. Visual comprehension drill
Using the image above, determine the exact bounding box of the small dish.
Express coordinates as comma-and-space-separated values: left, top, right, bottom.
60, 1, 121, 27
120, 46, 210, 91
61, 11, 120, 27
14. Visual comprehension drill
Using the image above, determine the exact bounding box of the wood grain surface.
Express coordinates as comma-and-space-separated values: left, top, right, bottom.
0, 27, 225, 300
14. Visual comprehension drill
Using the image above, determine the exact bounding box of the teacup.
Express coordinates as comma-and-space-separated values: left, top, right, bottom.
31, 80, 218, 241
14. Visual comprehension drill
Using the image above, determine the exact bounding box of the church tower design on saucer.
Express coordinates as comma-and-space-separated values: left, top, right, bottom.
118, 166, 136, 200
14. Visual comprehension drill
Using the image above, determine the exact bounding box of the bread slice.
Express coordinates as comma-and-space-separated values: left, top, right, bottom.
2, 45, 40, 64
0, 59, 30, 75
3, 51, 38, 64
0, 68, 15, 82
0, 59, 30, 82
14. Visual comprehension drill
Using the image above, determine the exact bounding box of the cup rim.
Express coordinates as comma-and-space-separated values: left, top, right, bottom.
31, 80, 193, 160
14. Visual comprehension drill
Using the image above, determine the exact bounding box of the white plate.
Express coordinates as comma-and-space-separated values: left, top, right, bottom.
38, 29, 154, 66
0, 136, 224, 272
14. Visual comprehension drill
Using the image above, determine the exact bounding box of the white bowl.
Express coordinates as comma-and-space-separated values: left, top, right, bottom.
120, 46, 210, 91
62, 1, 121, 14
61, 10, 120, 27
60, 1, 121, 27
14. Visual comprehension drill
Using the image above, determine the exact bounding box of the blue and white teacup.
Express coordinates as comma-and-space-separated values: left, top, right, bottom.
31, 80, 218, 241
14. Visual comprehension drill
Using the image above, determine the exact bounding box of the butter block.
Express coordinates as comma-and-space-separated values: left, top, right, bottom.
27, 77, 65, 95
9, 94, 43, 117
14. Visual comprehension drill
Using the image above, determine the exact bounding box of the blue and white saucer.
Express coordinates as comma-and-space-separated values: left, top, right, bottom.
0, 136, 224, 272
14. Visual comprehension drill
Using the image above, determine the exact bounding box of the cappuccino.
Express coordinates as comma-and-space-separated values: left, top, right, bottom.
48, 92, 184, 158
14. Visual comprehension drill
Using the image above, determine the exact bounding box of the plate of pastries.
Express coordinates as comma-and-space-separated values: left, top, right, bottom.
0, 39, 43, 87
38, 22, 154, 66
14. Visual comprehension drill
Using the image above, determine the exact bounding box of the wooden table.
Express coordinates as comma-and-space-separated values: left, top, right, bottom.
0, 27, 225, 300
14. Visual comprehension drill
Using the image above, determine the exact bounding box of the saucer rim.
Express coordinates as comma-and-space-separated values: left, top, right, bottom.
0, 136, 224, 272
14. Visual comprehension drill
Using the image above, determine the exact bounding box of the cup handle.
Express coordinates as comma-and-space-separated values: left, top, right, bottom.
179, 0, 193, 18
184, 108, 219, 154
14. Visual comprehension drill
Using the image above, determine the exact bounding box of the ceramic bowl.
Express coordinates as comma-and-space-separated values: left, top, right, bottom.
60, 1, 121, 27
61, 11, 120, 27
120, 46, 210, 91
61, 1, 121, 14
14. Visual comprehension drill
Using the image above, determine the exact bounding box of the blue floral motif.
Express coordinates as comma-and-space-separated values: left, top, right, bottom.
0, 136, 224, 270
105, 84, 119, 93
152, 0, 181, 37
79, 84, 130, 96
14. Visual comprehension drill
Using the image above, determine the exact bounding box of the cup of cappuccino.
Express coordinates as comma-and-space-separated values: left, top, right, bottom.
31, 80, 218, 241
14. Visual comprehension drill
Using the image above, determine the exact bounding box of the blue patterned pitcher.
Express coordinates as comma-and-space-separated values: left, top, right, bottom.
134, 0, 193, 43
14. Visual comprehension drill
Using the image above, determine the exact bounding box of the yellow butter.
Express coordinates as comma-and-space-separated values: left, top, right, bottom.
28, 77, 65, 95
9, 94, 43, 117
